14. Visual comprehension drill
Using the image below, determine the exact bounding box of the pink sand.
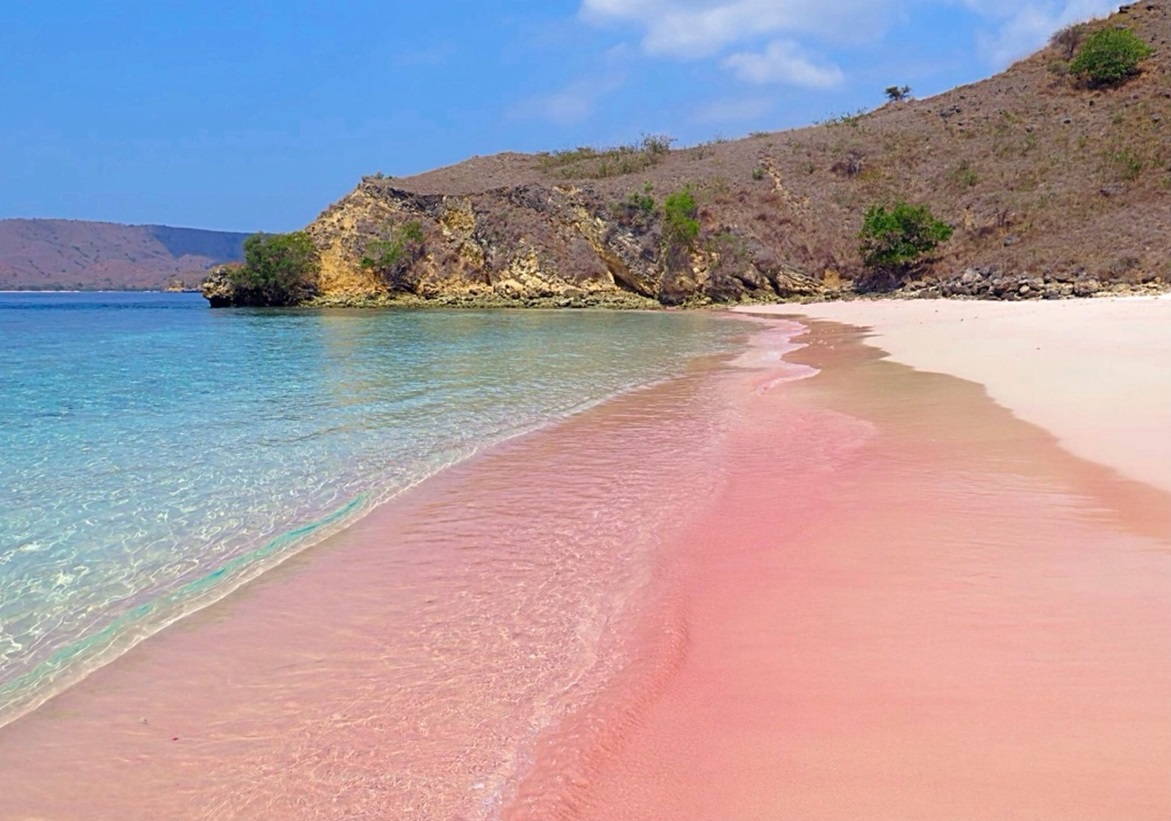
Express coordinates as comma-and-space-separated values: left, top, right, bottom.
520, 319, 1171, 819
1, 311, 1168, 820
735, 296, 1171, 493
0, 349, 752, 820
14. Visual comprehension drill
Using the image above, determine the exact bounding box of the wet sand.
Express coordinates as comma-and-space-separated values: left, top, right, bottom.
735, 296, 1171, 493
0, 334, 758, 820
1, 306, 1169, 820
529, 316, 1170, 820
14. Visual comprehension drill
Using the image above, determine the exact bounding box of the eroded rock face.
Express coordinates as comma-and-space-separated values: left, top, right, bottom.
211, 179, 833, 308
202, 173, 1168, 307
199, 265, 238, 308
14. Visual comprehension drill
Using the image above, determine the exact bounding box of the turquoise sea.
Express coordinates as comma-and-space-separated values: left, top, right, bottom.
0, 292, 749, 725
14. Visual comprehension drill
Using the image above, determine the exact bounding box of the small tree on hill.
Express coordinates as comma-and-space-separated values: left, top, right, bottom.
1069, 27, 1153, 88
858, 202, 952, 289
230, 231, 320, 306
1050, 22, 1087, 60
884, 85, 911, 102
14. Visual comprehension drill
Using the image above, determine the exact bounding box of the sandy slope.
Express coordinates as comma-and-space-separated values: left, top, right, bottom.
734, 296, 1171, 494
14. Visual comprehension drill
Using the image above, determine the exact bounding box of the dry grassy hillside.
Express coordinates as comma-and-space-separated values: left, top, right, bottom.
210, 2, 1168, 307
405, 3, 1167, 280
0, 220, 249, 291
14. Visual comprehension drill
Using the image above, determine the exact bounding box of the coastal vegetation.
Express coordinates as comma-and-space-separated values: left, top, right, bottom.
538, 134, 674, 179
662, 188, 699, 248
816, 108, 867, 128
227, 231, 320, 306
625, 184, 656, 215
859, 202, 953, 270
858, 202, 953, 288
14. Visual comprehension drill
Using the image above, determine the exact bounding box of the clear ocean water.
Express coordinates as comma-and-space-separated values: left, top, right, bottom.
0, 292, 749, 725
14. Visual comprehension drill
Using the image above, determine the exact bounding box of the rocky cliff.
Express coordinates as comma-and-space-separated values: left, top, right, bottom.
289, 180, 826, 307
207, 1, 1169, 308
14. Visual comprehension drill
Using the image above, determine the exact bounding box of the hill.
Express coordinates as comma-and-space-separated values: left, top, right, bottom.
0, 220, 249, 291
206, 2, 1169, 307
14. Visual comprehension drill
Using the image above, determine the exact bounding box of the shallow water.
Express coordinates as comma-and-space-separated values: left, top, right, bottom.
0, 318, 795, 820
545, 320, 1171, 821
3, 310, 1166, 820
0, 293, 749, 726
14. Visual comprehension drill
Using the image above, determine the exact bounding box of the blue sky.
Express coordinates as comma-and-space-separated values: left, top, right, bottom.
1, 0, 1116, 232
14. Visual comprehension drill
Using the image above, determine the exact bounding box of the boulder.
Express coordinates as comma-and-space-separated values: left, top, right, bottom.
199, 266, 239, 308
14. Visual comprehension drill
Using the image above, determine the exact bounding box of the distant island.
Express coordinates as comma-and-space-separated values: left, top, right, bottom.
203, 3, 1169, 308
0, 220, 249, 291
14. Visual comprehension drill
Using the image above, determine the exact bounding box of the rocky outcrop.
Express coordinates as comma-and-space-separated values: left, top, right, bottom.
206, 179, 833, 308
899, 264, 1165, 301
199, 265, 239, 308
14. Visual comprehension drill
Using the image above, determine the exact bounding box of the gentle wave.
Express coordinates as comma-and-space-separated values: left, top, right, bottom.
0, 493, 366, 726
0, 294, 754, 728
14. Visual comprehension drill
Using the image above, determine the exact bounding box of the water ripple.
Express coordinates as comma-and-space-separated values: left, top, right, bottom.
0, 293, 751, 724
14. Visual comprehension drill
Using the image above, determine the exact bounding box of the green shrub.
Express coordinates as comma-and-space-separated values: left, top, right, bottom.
663, 189, 699, 247
626, 185, 655, 214
360, 221, 426, 291
229, 231, 320, 306
1069, 27, 1153, 87
858, 202, 953, 271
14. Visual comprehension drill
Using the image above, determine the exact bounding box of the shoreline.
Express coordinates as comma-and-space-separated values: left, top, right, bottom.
733, 295, 1171, 493
2, 300, 1168, 819
0, 492, 371, 732
241, 282, 1171, 310
0, 327, 779, 819
0, 316, 752, 734
552, 310, 1171, 819
0, 302, 749, 735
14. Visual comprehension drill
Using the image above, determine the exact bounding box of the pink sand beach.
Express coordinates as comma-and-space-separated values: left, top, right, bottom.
1, 298, 1168, 820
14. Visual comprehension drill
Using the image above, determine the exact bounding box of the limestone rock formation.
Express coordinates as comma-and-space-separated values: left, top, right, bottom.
199, 265, 239, 308
286, 179, 831, 308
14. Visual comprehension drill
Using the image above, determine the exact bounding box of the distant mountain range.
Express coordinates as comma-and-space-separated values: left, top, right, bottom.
0, 219, 251, 290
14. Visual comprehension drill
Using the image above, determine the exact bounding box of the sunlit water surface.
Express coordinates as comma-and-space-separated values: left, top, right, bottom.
0, 292, 750, 724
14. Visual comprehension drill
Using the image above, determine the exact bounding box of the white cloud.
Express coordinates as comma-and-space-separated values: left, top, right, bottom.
580, 0, 1122, 71
724, 40, 844, 88
960, 0, 1119, 66
580, 0, 888, 57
